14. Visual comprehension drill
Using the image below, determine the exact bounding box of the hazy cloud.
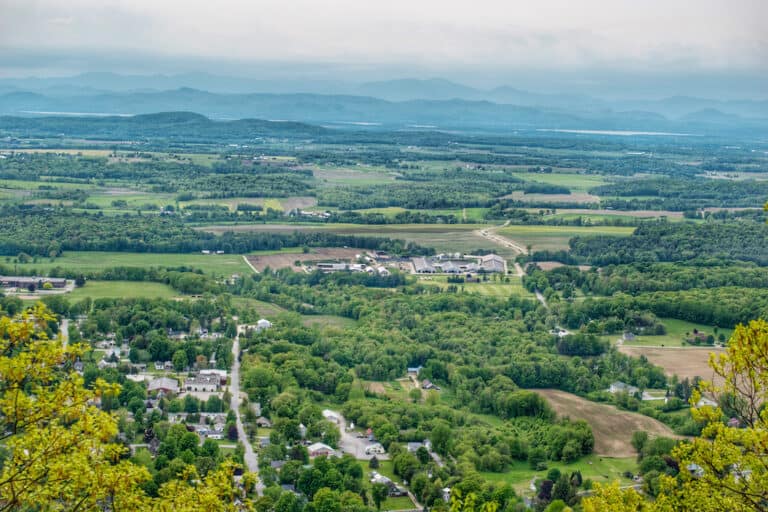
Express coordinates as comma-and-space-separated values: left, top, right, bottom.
1, 0, 766, 79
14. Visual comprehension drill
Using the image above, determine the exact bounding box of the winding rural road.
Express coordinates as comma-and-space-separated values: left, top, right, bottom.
476, 224, 528, 255
476, 225, 549, 309
230, 333, 264, 495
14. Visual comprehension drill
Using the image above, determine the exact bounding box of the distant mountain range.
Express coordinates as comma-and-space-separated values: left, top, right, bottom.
1, 72, 767, 120
0, 73, 766, 136
0, 111, 333, 143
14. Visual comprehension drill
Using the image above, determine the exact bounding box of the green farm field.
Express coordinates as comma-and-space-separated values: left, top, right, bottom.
231, 298, 286, 317
497, 225, 635, 251
509, 171, 609, 192
8, 251, 250, 277
68, 281, 177, 301
616, 318, 733, 348
313, 164, 397, 185
418, 275, 532, 297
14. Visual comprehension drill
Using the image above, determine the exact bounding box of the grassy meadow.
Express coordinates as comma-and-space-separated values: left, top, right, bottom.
68, 281, 177, 301
6, 251, 250, 277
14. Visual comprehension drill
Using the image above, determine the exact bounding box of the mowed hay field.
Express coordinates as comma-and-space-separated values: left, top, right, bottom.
9, 251, 250, 277
536, 389, 679, 457
246, 247, 360, 271
68, 281, 177, 301
418, 276, 532, 297
619, 346, 725, 383
497, 225, 635, 251
505, 190, 600, 204
507, 171, 608, 193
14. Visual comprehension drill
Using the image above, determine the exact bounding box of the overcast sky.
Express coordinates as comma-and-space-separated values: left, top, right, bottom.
1, 0, 766, 92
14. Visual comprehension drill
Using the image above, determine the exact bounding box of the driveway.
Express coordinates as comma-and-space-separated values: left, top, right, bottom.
327, 409, 390, 460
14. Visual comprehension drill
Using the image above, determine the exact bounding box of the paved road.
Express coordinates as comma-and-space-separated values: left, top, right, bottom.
59, 318, 69, 348
231, 335, 264, 495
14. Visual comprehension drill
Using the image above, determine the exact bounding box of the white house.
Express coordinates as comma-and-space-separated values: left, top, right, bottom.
696, 397, 718, 408
322, 409, 340, 423
608, 381, 639, 395
256, 319, 272, 331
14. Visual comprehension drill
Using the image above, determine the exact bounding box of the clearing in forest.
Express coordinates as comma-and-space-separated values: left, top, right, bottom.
535, 389, 679, 457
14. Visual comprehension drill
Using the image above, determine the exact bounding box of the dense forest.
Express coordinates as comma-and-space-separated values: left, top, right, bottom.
0, 206, 432, 256
567, 221, 768, 266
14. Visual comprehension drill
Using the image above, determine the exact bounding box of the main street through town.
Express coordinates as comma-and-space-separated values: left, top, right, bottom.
230, 332, 264, 495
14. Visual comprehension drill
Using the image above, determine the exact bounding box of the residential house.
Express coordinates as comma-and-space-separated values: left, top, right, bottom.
370, 472, 407, 497
322, 409, 340, 423
407, 440, 432, 453
407, 366, 423, 376
256, 416, 272, 428
307, 442, 336, 457
608, 381, 639, 395
696, 397, 718, 408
